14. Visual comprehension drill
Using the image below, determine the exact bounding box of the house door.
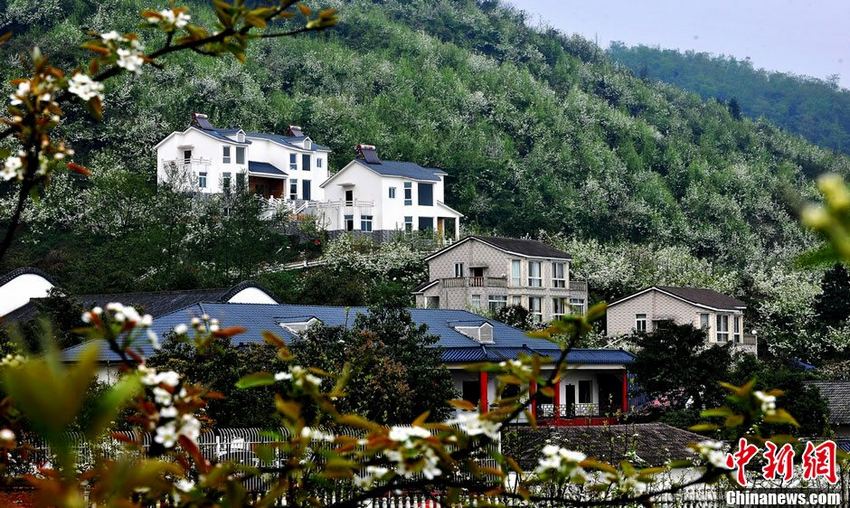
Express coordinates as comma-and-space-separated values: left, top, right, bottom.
470, 267, 485, 287
564, 384, 575, 417
598, 373, 624, 415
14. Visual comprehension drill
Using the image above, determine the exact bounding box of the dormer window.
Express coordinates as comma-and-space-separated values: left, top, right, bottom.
237, 131, 245, 143
279, 317, 321, 334
453, 323, 494, 344
303, 137, 312, 150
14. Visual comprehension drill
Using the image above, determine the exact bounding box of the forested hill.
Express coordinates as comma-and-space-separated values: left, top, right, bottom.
2, 0, 848, 273
608, 42, 850, 155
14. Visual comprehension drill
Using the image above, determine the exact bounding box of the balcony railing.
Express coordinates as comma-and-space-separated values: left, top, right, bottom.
441, 277, 508, 288
312, 198, 375, 209
162, 157, 212, 172
537, 403, 600, 418
569, 279, 588, 293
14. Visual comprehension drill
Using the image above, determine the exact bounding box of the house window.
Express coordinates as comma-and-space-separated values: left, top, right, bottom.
317, 158, 322, 168
528, 261, 542, 287
289, 153, 297, 171
511, 260, 521, 286
700, 313, 710, 330
635, 313, 647, 333
418, 183, 433, 206
222, 172, 231, 193
418, 217, 433, 231
578, 380, 592, 404
404, 182, 413, 206
552, 298, 567, 319
529, 297, 542, 322
552, 262, 566, 288
302, 154, 310, 171
716, 315, 729, 342
345, 214, 354, 232
511, 295, 522, 306
389, 187, 396, 199
345, 189, 354, 206
488, 295, 507, 313
470, 294, 481, 308
182, 149, 192, 164
404, 216, 413, 232
462, 380, 480, 407
426, 296, 440, 309
454, 263, 464, 278
302, 180, 311, 200
237, 132, 245, 143
360, 215, 373, 232
733, 316, 741, 343
569, 298, 585, 314
235, 147, 245, 165
222, 146, 231, 163
198, 172, 207, 189
289, 179, 298, 200
235, 172, 245, 192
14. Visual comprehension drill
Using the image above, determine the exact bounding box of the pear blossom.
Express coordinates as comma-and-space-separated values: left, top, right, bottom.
2, 156, 22, 181
68, 73, 104, 102
173, 323, 188, 335
117, 48, 145, 73
159, 406, 178, 418
694, 440, 731, 469
450, 412, 501, 440
147, 9, 191, 29
153, 387, 173, 405
154, 422, 179, 448
9, 81, 30, 106
535, 444, 588, 481
754, 391, 777, 415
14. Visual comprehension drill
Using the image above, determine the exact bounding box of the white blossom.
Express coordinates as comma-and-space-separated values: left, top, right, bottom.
67, 73, 104, 102
300, 426, 336, 442
159, 406, 178, 418
535, 444, 588, 481
173, 323, 188, 335
100, 31, 122, 42
155, 371, 180, 388
153, 387, 173, 406
0, 429, 15, 441
154, 422, 178, 448
2, 156, 22, 181
694, 440, 730, 469
754, 391, 777, 415
388, 425, 431, 443
450, 412, 500, 440
9, 81, 30, 106
116, 48, 145, 73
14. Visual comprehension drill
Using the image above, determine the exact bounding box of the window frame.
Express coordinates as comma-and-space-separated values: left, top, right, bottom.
528, 261, 542, 288
552, 297, 567, 319
403, 182, 413, 206
289, 179, 298, 200
302, 153, 311, 171
488, 295, 508, 313
235, 147, 245, 165
222, 172, 232, 193
388, 187, 396, 199
344, 214, 354, 232
635, 313, 647, 333
733, 315, 741, 343
198, 172, 207, 189
360, 215, 373, 232
222, 146, 231, 164
289, 153, 297, 171
403, 216, 413, 232
470, 294, 482, 309
511, 260, 521, 287
552, 262, 566, 288
716, 314, 729, 342
454, 263, 464, 278
528, 296, 542, 322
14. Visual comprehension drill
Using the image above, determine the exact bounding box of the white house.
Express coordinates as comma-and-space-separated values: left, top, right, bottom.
312, 145, 462, 241
155, 113, 331, 207
0, 267, 56, 317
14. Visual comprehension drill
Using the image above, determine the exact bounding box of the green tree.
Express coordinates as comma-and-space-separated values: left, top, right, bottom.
290, 306, 456, 423
631, 321, 732, 414
147, 336, 284, 427
813, 264, 850, 329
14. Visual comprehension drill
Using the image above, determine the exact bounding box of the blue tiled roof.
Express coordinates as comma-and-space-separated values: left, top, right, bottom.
247, 161, 287, 176
204, 128, 251, 144
356, 160, 445, 181
61, 303, 634, 367
245, 132, 330, 152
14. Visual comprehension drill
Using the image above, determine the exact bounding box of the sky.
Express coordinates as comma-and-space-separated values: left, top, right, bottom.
507, 0, 850, 87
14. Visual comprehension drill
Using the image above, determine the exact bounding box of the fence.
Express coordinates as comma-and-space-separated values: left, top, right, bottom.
11, 430, 850, 507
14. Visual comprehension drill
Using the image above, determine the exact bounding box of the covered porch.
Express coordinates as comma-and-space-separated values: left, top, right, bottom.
248, 161, 287, 199
451, 364, 630, 426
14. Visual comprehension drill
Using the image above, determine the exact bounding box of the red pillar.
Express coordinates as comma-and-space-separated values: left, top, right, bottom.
479, 371, 488, 414
529, 379, 537, 420
553, 377, 561, 422
621, 369, 629, 413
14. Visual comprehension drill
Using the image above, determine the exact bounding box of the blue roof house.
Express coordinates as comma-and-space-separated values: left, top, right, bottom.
64, 303, 633, 426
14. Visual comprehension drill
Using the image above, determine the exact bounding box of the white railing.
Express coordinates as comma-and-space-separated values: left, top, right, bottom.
312, 198, 375, 209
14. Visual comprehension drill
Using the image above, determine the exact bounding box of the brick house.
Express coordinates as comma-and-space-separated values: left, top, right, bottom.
413, 236, 589, 323
606, 286, 756, 354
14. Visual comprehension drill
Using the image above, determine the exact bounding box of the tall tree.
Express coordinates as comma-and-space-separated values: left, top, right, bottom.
813, 264, 850, 329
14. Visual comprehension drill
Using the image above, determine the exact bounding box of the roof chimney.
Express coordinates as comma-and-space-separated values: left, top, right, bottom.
355, 144, 381, 164
287, 125, 304, 137
191, 112, 214, 130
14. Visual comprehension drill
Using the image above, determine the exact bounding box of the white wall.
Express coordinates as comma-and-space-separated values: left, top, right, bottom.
321, 161, 460, 232
0, 273, 54, 316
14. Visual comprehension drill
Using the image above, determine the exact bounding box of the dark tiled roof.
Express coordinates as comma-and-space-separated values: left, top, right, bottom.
245, 132, 330, 152
248, 161, 287, 176
411, 280, 438, 293
203, 128, 251, 145
356, 159, 445, 181
473, 236, 572, 259
62, 303, 631, 365
0, 266, 57, 287
655, 286, 746, 310
807, 381, 850, 425
502, 423, 702, 468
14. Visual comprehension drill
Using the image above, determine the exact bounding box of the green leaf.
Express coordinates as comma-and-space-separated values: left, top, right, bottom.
235, 371, 275, 389
689, 423, 719, 432
701, 407, 733, 418
764, 409, 800, 427
85, 371, 142, 439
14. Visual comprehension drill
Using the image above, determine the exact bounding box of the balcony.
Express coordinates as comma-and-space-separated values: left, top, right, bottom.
441, 277, 508, 288
569, 279, 588, 294
312, 198, 375, 210
733, 334, 758, 355
162, 157, 212, 173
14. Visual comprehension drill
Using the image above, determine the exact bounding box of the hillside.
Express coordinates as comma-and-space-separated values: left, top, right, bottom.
0, 0, 845, 353
608, 42, 850, 155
